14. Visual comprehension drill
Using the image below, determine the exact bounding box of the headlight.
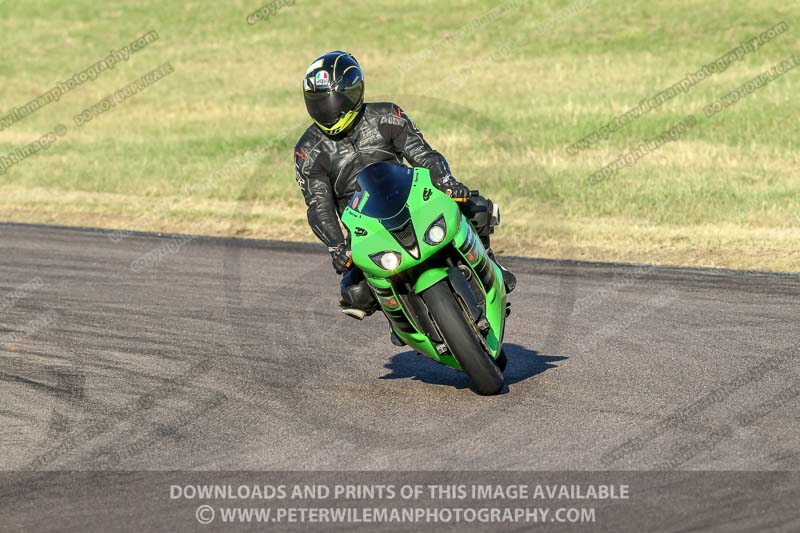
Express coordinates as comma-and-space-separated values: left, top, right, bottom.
381, 252, 400, 270
370, 251, 401, 270
426, 225, 446, 244
424, 216, 447, 245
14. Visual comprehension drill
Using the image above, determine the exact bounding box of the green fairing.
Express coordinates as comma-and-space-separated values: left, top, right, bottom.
413, 268, 449, 294
343, 168, 460, 278
341, 167, 506, 370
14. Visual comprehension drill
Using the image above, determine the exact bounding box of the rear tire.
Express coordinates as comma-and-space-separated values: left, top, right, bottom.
421, 281, 504, 395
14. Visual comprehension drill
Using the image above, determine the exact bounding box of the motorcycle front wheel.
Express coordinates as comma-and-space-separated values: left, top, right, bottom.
421, 280, 504, 395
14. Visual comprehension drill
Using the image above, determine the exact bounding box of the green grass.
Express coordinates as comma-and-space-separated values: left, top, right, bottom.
0, 0, 798, 271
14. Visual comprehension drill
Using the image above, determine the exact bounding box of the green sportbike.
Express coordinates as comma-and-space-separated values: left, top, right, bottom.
341, 162, 510, 395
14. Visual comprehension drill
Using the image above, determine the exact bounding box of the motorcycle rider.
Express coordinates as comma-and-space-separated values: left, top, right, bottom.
294, 50, 516, 325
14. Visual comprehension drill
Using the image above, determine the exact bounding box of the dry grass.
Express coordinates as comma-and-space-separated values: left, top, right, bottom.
0, 0, 798, 271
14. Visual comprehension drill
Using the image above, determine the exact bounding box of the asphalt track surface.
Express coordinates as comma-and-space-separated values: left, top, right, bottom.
1, 222, 799, 531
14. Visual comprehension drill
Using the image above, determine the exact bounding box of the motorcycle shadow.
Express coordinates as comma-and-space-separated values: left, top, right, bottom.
380, 344, 567, 394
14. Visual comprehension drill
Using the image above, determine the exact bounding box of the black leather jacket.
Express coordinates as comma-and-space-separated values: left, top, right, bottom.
293, 102, 465, 248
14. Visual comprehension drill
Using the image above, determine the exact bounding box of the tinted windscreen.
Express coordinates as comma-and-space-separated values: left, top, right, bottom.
357, 162, 413, 219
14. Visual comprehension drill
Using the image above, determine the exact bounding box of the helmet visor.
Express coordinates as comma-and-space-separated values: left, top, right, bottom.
305, 90, 355, 127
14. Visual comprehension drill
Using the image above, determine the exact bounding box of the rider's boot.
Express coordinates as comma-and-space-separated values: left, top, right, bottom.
390, 329, 406, 347
339, 267, 379, 320
340, 267, 404, 347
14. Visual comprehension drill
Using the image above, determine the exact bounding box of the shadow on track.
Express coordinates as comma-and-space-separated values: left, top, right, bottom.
380, 343, 567, 393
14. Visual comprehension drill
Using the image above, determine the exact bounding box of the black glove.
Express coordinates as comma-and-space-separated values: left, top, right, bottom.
438, 175, 470, 200
461, 195, 495, 239
329, 242, 352, 274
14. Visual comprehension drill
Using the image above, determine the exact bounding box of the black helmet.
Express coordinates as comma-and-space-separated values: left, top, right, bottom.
303, 50, 364, 135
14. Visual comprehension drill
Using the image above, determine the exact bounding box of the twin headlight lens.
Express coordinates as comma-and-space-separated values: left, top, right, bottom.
379, 252, 401, 270
371, 216, 447, 270
371, 251, 401, 270
423, 216, 447, 245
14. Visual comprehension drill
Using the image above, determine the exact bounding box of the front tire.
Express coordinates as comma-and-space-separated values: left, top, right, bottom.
421, 281, 504, 395
495, 348, 508, 372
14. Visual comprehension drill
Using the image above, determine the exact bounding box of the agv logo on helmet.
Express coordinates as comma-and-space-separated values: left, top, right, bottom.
314, 70, 330, 89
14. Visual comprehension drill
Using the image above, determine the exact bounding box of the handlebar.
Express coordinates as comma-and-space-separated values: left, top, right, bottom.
453, 190, 480, 203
